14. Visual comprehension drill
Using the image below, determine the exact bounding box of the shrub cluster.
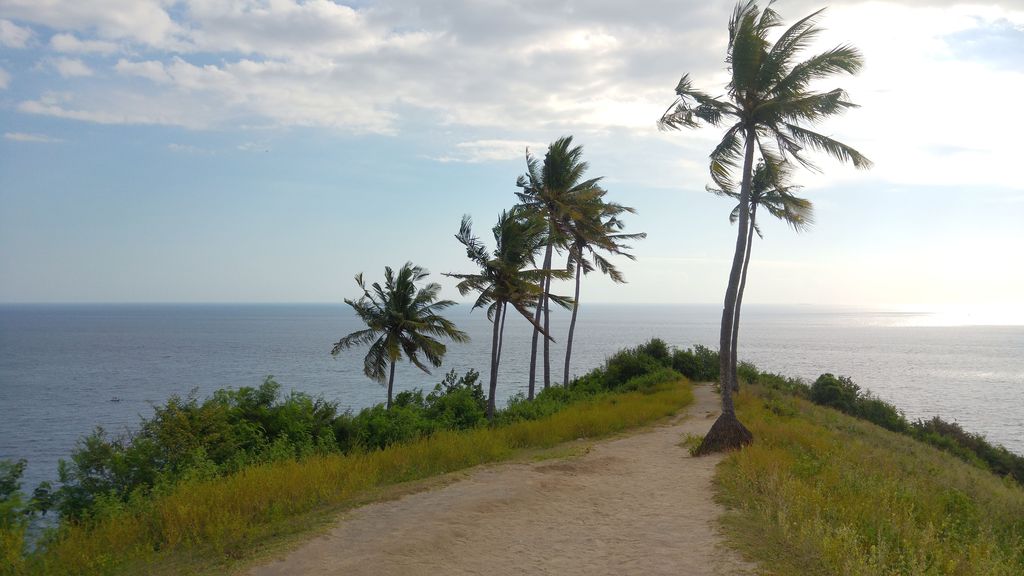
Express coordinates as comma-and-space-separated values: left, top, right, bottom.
47, 372, 489, 522
5, 339, 686, 536
669, 344, 720, 382
569, 338, 686, 394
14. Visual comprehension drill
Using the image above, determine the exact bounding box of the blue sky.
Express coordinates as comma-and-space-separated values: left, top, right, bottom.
1, 1, 1022, 310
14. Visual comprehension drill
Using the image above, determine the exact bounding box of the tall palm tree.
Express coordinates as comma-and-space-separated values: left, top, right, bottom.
711, 160, 813, 391
659, 1, 870, 453
563, 199, 646, 386
516, 136, 604, 397
331, 263, 469, 410
447, 209, 571, 419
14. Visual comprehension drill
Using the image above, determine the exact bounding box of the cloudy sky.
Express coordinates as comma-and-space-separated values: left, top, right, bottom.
1, 0, 1022, 311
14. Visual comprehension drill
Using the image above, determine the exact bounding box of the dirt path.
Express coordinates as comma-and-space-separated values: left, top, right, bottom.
245, 384, 757, 576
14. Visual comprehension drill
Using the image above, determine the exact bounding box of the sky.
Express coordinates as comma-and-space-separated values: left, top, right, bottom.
1, 0, 1022, 309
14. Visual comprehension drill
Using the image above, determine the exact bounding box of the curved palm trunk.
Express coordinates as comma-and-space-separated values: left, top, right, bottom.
496, 300, 508, 368
487, 302, 504, 420
563, 258, 583, 387
528, 243, 554, 399
543, 270, 552, 389
730, 208, 757, 391
696, 129, 755, 455
386, 359, 396, 410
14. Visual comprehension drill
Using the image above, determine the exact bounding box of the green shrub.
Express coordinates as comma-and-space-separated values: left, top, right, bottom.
736, 361, 759, 385
670, 345, 719, 382
809, 373, 861, 413
424, 369, 486, 430
604, 345, 664, 389
636, 338, 671, 365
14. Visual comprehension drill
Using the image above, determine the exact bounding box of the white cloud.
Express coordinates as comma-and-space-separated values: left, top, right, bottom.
0, 0, 181, 47
48, 57, 93, 78
0, 67, 9, 89
4, 132, 64, 143
0, 18, 33, 47
3, 0, 1024, 194
433, 140, 543, 163
115, 59, 171, 83
50, 32, 118, 54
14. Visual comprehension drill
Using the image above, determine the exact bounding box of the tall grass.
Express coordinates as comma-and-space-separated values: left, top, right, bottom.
716, 387, 1024, 575
16, 382, 691, 576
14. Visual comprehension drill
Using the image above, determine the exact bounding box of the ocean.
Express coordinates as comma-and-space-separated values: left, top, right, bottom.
1, 303, 1022, 494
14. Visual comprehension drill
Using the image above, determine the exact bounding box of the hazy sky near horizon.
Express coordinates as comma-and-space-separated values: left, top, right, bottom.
1, 0, 1022, 308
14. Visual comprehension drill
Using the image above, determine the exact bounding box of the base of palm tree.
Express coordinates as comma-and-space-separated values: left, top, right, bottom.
694, 412, 753, 456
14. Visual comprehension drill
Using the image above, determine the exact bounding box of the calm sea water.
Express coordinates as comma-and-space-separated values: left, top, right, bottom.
1, 303, 1022, 493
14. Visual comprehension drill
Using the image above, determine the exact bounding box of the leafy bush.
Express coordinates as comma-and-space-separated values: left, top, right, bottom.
636, 338, 671, 365
809, 373, 861, 413
425, 369, 487, 429
54, 377, 347, 520
1, 459, 29, 574
670, 345, 719, 382
603, 345, 665, 389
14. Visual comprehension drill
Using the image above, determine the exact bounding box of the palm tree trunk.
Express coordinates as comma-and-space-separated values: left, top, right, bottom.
542, 268, 552, 389
730, 208, 757, 391
528, 243, 554, 399
497, 299, 508, 369
487, 302, 504, 420
563, 258, 583, 387
695, 128, 754, 455
386, 359, 396, 410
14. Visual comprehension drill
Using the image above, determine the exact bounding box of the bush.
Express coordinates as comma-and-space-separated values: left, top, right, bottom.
53, 377, 347, 520
425, 369, 487, 430
604, 345, 665, 389
809, 373, 861, 413
636, 338, 671, 365
670, 345, 719, 382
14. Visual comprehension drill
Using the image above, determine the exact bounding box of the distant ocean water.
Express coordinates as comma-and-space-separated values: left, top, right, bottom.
1, 303, 1022, 493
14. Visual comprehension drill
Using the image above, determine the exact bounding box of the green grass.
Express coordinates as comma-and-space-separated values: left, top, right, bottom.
15, 381, 692, 576
716, 386, 1024, 575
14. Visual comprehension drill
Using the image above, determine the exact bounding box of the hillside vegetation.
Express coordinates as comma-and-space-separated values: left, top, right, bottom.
717, 380, 1024, 575
1, 341, 691, 576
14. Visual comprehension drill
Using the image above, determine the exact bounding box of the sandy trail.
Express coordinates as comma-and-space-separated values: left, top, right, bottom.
246, 384, 757, 576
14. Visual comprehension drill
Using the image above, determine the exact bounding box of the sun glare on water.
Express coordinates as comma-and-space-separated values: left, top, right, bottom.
891, 304, 1024, 327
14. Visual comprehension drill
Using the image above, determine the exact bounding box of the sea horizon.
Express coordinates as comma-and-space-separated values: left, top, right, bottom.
3, 302, 1022, 495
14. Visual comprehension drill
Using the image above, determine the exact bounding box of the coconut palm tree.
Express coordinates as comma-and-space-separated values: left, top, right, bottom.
711, 160, 813, 391
331, 263, 469, 410
563, 199, 646, 386
447, 209, 571, 419
516, 136, 604, 397
659, 0, 870, 453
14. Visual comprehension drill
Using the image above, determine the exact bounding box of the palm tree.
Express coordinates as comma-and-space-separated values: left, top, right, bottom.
563, 199, 646, 386
331, 263, 469, 410
447, 209, 571, 419
659, 1, 870, 453
711, 160, 813, 391
516, 137, 604, 397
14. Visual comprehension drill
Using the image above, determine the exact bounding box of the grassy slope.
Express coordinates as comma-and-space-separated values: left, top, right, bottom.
20, 382, 692, 576
716, 386, 1024, 575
